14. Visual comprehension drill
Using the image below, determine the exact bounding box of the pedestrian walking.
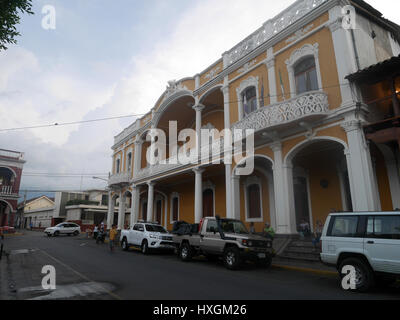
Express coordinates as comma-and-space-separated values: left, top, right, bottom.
109, 224, 118, 252
312, 220, 323, 251
263, 223, 275, 240
93, 225, 99, 240
249, 222, 256, 234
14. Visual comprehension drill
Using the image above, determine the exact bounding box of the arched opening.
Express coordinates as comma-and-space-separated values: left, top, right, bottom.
0, 200, 13, 227
0, 167, 16, 191
288, 139, 351, 231
233, 155, 275, 232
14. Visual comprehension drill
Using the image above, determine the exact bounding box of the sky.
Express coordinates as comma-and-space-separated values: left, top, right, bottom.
0, 0, 399, 200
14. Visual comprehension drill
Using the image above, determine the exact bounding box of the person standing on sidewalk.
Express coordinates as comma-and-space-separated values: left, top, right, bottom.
109, 224, 118, 252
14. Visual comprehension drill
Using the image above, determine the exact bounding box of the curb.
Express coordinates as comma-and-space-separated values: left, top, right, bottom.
3, 233, 24, 237
272, 263, 337, 276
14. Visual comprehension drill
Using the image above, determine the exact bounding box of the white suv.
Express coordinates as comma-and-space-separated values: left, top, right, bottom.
321, 212, 400, 292
120, 222, 174, 254
44, 223, 81, 237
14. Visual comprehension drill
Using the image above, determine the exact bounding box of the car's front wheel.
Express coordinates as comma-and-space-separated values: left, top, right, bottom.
141, 240, 149, 255
54, 231, 59, 237
73, 231, 79, 236
223, 247, 242, 270
179, 242, 192, 262
339, 257, 374, 292
122, 238, 129, 251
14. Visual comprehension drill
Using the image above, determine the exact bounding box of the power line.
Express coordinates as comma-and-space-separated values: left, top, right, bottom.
0, 82, 354, 133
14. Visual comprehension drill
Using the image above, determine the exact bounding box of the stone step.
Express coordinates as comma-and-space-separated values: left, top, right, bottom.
278, 254, 321, 263
285, 246, 321, 254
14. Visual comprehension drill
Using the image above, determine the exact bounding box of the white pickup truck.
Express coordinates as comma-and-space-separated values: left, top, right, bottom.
120, 222, 174, 254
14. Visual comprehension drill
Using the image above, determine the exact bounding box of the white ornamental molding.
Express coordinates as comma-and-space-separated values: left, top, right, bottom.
225, 0, 328, 66
163, 80, 188, 101
237, 59, 257, 75
232, 91, 329, 133
285, 24, 314, 44
205, 66, 221, 80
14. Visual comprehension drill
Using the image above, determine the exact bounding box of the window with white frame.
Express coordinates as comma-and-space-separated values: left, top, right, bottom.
242, 87, 257, 116
285, 43, 322, 98
244, 176, 263, 222
127, 152, 132, 173
294, 57, 318, 94
116, 159, 121, 174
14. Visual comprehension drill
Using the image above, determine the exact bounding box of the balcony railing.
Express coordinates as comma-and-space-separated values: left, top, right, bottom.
108, 172, 131, 187
0, 185, 18, 196
232, 91, 329, 133
0, 149, 24, 160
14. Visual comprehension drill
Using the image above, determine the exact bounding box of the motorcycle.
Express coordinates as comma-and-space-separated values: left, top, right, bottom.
96, 229, 106, 244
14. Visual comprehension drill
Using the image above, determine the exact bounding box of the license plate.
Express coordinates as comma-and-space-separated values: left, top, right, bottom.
258, 253, 266, 259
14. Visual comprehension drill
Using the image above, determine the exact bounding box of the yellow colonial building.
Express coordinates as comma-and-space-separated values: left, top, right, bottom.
107, 0, 400, 235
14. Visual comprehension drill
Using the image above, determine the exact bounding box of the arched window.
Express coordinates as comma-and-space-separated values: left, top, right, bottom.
242, 87, 257, 116
294, 56, 318, 94
247, 184, 261, 219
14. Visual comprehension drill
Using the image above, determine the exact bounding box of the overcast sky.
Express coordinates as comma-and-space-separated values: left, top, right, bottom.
0, 0, 399, 200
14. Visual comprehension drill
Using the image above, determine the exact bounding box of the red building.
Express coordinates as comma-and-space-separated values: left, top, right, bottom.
0, 149, 25, 227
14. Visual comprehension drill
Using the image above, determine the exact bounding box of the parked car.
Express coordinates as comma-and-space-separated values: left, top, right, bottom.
44, 223, 81, 237
320, 212, 400, 292
172, 217, 273, 270
120, 222, 174, 254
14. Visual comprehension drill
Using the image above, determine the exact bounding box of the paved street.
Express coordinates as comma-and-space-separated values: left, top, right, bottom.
1, 231, 399, 300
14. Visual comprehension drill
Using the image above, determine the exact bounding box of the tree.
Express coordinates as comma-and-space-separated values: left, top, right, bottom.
0, 0, 33, 51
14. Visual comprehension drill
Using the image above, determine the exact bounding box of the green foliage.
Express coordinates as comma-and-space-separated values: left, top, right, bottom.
0, 0, 34, 51
66, 199, 100, 207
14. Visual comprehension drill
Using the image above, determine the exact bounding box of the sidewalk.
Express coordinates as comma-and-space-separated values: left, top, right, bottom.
272, 258, 337, 276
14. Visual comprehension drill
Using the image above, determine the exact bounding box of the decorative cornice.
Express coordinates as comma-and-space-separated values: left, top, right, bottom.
341, 120, 362, 133
224, 0, 328, 66
285, 24, 314, 44
285, 43, 319, 67
237, 59, 257, 75
328, 17, 343, 33
205, 66, 221, 80
235, 76, 259, 96
265, 57, 275, 69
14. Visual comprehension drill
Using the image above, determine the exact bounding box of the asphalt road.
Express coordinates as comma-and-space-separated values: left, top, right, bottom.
1, 231, 399, 300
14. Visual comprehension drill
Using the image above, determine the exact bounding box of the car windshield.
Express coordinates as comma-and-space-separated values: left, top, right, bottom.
145, 225, 167, 233
220, 220, 249, 234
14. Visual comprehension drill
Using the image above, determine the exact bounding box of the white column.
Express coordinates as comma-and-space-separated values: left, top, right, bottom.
225, 164, 233, 218
221, 81, 233, 219
133, 137, 142, 178
147, 182, 155, 222
193, 104, 204, 160
266, 48, 277, 104
107, 191, 114, 229
117, 191, 126, 230
272, 142, 297, 234
231, 175, 241, 220
130, 186, 140, 226
328, 6, 358, 107
342, 120, 380, 211
385, 158, 400, 210
193, 168, 204, 223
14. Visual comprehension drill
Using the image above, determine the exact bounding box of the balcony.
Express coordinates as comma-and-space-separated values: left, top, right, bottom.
0, 185, 18, 197
108, 172, 131, 187
0, 149, 24, 161
232, 91, 329, 133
